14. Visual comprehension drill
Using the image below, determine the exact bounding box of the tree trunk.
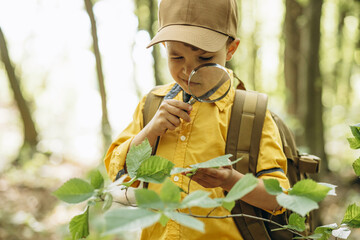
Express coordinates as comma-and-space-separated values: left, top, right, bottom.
298, 0, 327, 172
284, 0, 302, 116
84, 0, 112, 148
0, 27, 38, 157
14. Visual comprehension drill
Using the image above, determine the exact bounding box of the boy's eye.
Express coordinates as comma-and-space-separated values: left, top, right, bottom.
199, 56, 213, 61
171, 56, 183, 60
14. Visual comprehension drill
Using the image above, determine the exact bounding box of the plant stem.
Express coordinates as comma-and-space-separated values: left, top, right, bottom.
188, 213, 305, 238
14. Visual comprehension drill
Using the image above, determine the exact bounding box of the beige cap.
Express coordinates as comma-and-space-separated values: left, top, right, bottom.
147, 0, 238, 52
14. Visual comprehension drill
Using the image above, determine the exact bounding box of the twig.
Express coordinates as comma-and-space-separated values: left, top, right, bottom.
188, 212, 305, 238
187, 175, 193, 194
124, 188, 137, 207
206, 207, 218, 217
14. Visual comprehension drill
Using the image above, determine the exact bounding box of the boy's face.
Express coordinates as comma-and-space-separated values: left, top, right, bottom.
166, 41, 229, 94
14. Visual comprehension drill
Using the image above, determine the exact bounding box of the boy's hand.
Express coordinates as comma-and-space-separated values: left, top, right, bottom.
147, 99, 192, 136
185, 165, 239, 192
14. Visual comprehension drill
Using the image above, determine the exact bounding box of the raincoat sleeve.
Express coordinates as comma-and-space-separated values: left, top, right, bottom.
257, 110, 290, 215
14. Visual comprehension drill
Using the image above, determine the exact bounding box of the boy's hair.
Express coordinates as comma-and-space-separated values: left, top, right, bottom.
147, 0, 238, 52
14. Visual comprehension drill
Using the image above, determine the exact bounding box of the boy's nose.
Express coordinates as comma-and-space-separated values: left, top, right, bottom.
183, 63, 196, 77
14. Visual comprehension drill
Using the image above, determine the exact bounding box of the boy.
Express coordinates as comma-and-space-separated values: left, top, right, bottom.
104, 0, 290, 239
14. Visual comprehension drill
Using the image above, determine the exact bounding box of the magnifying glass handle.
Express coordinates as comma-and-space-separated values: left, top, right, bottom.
187, 98, 196, 105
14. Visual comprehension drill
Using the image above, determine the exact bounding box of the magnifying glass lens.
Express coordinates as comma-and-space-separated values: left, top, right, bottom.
188, 63, 231, 103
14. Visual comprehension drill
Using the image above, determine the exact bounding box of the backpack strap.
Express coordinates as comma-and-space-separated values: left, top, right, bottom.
226, 89, 271, 240
226, 90, 268, 173
143, 86, 163, 128
142, 86, 165, 189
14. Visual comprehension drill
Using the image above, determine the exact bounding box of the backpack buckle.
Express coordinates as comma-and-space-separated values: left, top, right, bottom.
299, 154, 321, 173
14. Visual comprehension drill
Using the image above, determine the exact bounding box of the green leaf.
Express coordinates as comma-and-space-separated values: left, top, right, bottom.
347, 138, 360, 149
263, 178, 283, 195
224, 174, 258, 202
189, 154, 239, 168
318, 182, 337, 196
103, 208, 161, 235
159, 214, 170, 226
136, 156, 175, 184
277, 193, 318, 217
102, 193, 113, 212
170, 155, 241, 175
180, 190, 219, 209
160, 179, 181, 206
353, 157, 360, 176
171, 167, 192, 175
165, 211, 204, 232
126, 139, 152, 178
289, 179, 331, 202
350, 124, 360, 140
341, 203, 360, 228
89, 169, 104, 189
332, 226, 351, 239
308, 224, 336, 240
222, 200, 235, 212
284, 213, 306, 232
53, 178, 94, 204
135, 188, 164, 210
69, 206, 89, 240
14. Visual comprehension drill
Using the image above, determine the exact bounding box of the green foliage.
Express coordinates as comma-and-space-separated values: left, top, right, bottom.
102, 193, 113, 211
171, 154, 241, 175
263, 178, 283, 195
349, 124, 360, 176
126, 138, 152, 178
190, 154, 240, 168
348, 124, 360, 149
352, 157, 360, 176
136, 156, 174, 183
165, 211, 204, 232
159, 214, 170, 226
332, 225, 351, 239
160, 179, 181, 206
342, 203, 360, 228
284, 213, 306, 232
275, 179, 331, 217
135, 188, 164, 210
289, 179, 331, 202
124, 139, 174, 185
277, 194, 319, 217
69, 206, 90, 240
103, 208, 161, 236
222, 201, 236, 212
53, 130, 360, 239
347, 137, 360, 149
181, 191, 220, 208
312, 225, 333, 240
224, 174, 258, 202
53, 178, 95, 204
89, 169, 104, 189
350, 124, 360, 140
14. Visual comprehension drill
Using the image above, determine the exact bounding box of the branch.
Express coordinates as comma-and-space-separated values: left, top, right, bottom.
188, 212, 305, 238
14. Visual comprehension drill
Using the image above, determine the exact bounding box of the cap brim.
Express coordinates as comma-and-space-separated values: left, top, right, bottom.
147, 25, 228, 52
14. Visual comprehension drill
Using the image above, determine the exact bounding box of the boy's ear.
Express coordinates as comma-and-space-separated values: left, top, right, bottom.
226, 38, 240, 61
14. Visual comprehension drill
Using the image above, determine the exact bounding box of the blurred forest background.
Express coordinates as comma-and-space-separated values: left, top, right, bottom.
0, 0, 360, 239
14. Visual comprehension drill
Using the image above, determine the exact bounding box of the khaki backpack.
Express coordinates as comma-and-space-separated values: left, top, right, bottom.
143, 86, 321, 240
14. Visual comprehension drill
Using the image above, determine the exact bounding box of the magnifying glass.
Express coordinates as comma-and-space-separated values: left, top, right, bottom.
186, 63, 231, 105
